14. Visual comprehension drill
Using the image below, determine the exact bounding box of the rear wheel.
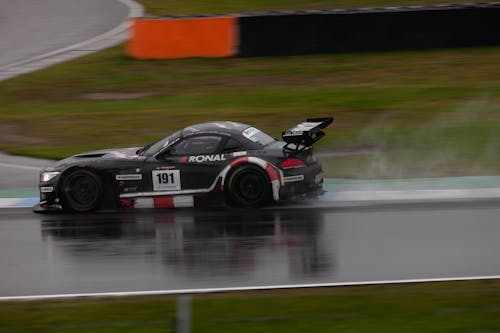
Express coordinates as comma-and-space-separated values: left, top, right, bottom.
60, 169, 102, 212
226, 165, 271, 207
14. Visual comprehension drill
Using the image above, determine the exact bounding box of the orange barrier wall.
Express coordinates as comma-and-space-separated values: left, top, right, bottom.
127, 17, 237, 59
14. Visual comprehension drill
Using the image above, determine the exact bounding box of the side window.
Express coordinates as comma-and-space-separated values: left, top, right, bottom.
223, 138, 242, 153
170, 136, 222, 156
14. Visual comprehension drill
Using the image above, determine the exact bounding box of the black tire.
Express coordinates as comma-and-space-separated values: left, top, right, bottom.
226, 165, 271, 207
60, 169, 102, 212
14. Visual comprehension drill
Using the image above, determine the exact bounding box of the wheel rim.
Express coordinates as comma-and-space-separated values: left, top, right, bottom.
235, 170, 266, 203
64, 173, 100, 209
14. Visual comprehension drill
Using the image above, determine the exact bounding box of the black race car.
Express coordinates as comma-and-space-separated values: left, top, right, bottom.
35, 117, 332, 212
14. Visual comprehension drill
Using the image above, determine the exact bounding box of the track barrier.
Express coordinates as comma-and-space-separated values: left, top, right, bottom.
238, 3, 500, 56
128, 3, 500, 59
127, 17, 237, 59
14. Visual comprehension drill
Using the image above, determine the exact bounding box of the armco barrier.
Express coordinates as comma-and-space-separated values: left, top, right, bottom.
127, 3, 500, 59
238, 3, 500, 56
127, 16, 237, 59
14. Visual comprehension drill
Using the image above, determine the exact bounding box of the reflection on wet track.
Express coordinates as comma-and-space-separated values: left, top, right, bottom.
41, 209, 332, 285
1, 204, 500, 297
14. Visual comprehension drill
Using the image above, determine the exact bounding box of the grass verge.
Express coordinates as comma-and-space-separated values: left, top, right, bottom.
1, 280, 499, 332
2, 45, 500, 178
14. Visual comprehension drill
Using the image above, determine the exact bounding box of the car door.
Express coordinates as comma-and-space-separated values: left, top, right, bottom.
144, 134, 227, 193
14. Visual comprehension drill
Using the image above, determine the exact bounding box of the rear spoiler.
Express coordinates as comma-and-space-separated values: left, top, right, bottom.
282, 117, 333, 151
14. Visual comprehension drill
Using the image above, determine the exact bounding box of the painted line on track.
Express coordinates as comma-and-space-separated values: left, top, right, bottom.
0, 162, 43, 171
318, 188, 500, 203
1, 275, 499, 301
0, 0, 144, 80
1, 0, 143, 69
0, 198, 38, 208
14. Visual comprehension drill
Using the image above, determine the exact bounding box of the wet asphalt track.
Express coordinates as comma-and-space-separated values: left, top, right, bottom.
0, 0, 129, 68
1, 1, 500, 299
1, 203, 500, 297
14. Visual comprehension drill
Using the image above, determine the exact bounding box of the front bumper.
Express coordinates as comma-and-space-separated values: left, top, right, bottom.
38, 174, 61, 208
33, 202, 63, 213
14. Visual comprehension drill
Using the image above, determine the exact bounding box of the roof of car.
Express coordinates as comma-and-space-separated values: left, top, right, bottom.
181, 121, 251, 137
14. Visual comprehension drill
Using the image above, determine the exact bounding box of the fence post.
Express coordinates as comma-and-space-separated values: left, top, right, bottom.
176, 294, 192, 333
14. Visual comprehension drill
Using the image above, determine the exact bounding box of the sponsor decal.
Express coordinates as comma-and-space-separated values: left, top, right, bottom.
40, 186, 54, 193
284, 175, 305, 183
188, 154, 226, 163
232, 151, 247, 157
178, 156, 188, 163
242, 127, 260, 141
116, 174, 142, 181
156, 166, 176, 170
283, 130, 304, 137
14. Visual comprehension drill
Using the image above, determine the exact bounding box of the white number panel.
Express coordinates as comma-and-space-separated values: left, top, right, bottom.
152, 170, 181, 191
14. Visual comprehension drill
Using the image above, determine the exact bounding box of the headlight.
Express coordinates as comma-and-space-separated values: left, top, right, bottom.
40, 171, 60, 182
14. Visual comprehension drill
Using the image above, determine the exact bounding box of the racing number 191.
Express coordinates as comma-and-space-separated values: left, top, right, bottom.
157, 172, 174, 184
152, 170, 181, 191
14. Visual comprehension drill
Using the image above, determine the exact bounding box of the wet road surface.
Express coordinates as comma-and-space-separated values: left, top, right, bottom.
1, 203, 500, 297
0, 152, 53, 189
0, 0, 128, 68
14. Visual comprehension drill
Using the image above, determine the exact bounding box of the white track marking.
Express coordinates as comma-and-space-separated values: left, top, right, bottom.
0, 162, 42, 171
329, 188, 500, 201
0, 199, 21, 207
1, 0, 143, 69
1, 275, 499, 301
0, 0, 144, 78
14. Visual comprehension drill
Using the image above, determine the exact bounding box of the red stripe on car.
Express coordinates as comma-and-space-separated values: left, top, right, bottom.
266, 164, 279, 181
154, 196, 174, 208
230, 157, 249, 167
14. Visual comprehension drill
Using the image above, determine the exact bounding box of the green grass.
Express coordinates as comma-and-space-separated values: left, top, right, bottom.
2, 45, 500, 178
137, 0, 499, 15
0, 296, 176, 333
1, 280, 500, 332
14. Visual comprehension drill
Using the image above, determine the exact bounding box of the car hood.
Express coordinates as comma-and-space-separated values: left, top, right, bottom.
48, 147, 143, 170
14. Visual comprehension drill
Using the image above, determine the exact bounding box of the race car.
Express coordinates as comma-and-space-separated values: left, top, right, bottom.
35, 117, 333, 212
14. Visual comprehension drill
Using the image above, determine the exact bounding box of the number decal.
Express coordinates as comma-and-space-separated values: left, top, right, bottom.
152, 170, 181, 191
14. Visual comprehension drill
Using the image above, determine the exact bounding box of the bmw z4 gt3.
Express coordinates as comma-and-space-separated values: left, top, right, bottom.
36, 117, 333, 212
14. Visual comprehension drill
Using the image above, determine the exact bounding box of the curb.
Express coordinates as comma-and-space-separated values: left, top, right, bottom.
0, 0, 144, 81
3, 187, 500, 209
0, 198, 39, 208
314, 188, 500, 208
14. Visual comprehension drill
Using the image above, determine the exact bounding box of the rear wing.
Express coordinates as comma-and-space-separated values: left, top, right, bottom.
282, 117, 333, 151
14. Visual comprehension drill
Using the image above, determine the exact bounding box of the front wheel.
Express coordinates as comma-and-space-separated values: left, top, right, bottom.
60, 169, 102, 212
226, 165, 271, 207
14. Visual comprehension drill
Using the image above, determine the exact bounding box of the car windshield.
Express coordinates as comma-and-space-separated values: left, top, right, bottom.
137, 131, 181, 156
